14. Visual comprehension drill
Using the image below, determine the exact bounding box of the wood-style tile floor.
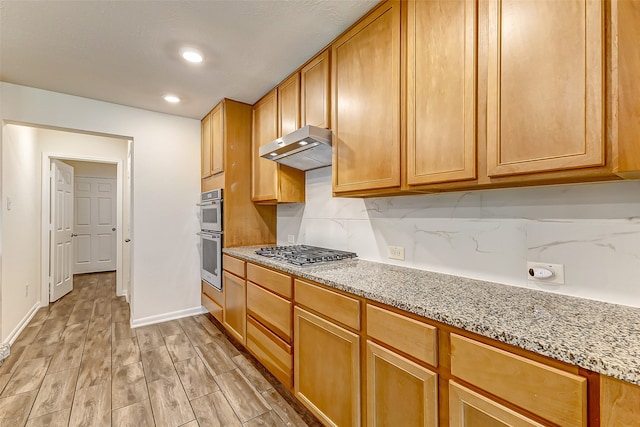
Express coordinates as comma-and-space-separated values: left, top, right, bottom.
0, 272, 317, 427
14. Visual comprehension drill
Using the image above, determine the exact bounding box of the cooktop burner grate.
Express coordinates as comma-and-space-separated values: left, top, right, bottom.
255, 245, 357, 266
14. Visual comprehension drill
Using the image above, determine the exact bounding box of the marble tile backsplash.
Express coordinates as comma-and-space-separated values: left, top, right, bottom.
277, 167, 640, 307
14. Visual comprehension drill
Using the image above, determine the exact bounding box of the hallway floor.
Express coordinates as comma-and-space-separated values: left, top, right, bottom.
0, 272, 317, 426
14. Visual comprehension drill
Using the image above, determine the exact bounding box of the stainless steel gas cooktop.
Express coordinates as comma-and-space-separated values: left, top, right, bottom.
255, 245, 357, 266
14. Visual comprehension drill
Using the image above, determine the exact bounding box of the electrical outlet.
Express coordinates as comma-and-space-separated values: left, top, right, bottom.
287, 235, 295, 244
388, 246, 405, 260
527, 262, 565, 284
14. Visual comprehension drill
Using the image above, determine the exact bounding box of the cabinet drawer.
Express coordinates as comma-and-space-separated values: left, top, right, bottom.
223, 255, 245, 278
202, 281, 223, 307
247, 316, 292, 387
247, 263, 292, 298
294, 279, 360, 330
367, 304, 437, 367
201, 292, 222, 323
450, 334, 587, 427
247, 282, 292, 342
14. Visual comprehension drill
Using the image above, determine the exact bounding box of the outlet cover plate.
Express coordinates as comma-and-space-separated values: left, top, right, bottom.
527, 262, 565, 284
388, 246, 405, 260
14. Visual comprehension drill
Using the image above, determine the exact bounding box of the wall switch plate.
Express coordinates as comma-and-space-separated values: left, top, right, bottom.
388, 246, 405, 260
527, 262, 565, 284
25, 283, 28, 296
287, 235, 295, 244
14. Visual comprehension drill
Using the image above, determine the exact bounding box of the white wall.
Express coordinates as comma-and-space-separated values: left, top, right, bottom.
0, 83, 202, 336
278, 167, 640, 307
1, 125, 41, 341
65, 160, 117, 178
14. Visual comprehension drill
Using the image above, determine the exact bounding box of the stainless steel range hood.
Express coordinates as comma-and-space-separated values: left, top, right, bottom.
259, 125, 332, 171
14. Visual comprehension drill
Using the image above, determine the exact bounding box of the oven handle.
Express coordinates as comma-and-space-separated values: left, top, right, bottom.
197, 231, 222, 238
197, 200, 223, 206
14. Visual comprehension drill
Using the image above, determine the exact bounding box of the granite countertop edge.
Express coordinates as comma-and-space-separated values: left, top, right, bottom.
223, 246, 640, 386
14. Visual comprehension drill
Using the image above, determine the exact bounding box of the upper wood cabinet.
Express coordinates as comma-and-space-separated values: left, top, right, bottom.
210, 103, 224, 176
201, 103, 224, 178
405, 0, 477, 186
252, 89, 278, 202
332, 1, 401, 194
201, 113, 212, 179
201, 99, 276, 248
486, 0, 604, 177
301, 49, 330, 129
251, 89, 305, 204
278, 73, 300, 137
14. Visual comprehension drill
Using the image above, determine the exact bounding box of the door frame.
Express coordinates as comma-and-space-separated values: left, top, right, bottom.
40, 152, 125, 305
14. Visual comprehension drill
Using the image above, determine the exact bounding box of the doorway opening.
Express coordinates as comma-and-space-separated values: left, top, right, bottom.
45, 156, 124, 303
42, 150, 131, 305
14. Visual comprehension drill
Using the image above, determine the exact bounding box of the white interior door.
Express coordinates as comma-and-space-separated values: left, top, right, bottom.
74, 176, 117, 273
50, 160, 74, 302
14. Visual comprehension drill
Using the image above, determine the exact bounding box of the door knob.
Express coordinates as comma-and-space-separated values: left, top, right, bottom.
71, 233, 77, 237
112, 227, 116, 231
125, 239, 131, 243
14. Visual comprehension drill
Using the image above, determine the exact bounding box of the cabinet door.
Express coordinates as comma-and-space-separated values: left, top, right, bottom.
449, 382, 545, 427
406, 0, 476, 186
486, 0, 603, 177
332, 1, 401, 194
223, 271, 246, 345
301, 50, 330, 129
278, 73, 300, 137
201, 113, 212, 179
294, 306, 360, 426
252, 89, 279, 201
252, 89, 305, 203
210, 102, 224, 176
367, 341, 437, 427
601, 375, 640, 426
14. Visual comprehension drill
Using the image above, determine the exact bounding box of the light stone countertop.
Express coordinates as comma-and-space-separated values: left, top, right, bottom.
223, 246, 640, 386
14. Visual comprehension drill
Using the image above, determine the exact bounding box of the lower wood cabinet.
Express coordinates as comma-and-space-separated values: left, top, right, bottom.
201, 281, 223, 323
244, 262, 293, 387
294, 306, 361, 426
246, 316, 292, 387
450, 334, 587, 427
449, 381, 545, 427
207, 260, 606, 427
367, 341, 438, 427
223, 270, 246, 345
600, 375, 640, 426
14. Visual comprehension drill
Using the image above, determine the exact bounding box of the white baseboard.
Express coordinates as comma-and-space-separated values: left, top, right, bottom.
130, 306, 208, 329
3, 302, 42, 346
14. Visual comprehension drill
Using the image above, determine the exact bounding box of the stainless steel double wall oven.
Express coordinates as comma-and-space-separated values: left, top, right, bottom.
198, 189, 222, 290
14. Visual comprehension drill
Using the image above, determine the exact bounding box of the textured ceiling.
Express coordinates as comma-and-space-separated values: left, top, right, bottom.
0, 0, 379, 119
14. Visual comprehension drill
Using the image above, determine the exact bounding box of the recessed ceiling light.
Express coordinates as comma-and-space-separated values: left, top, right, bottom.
181, 48, 203, 63
164, 95, 180, 103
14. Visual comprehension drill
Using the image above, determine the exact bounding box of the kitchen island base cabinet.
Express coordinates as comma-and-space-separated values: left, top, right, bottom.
294, 306, 360, 427
367, 341, 438, 427
449, 382, 545, 427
